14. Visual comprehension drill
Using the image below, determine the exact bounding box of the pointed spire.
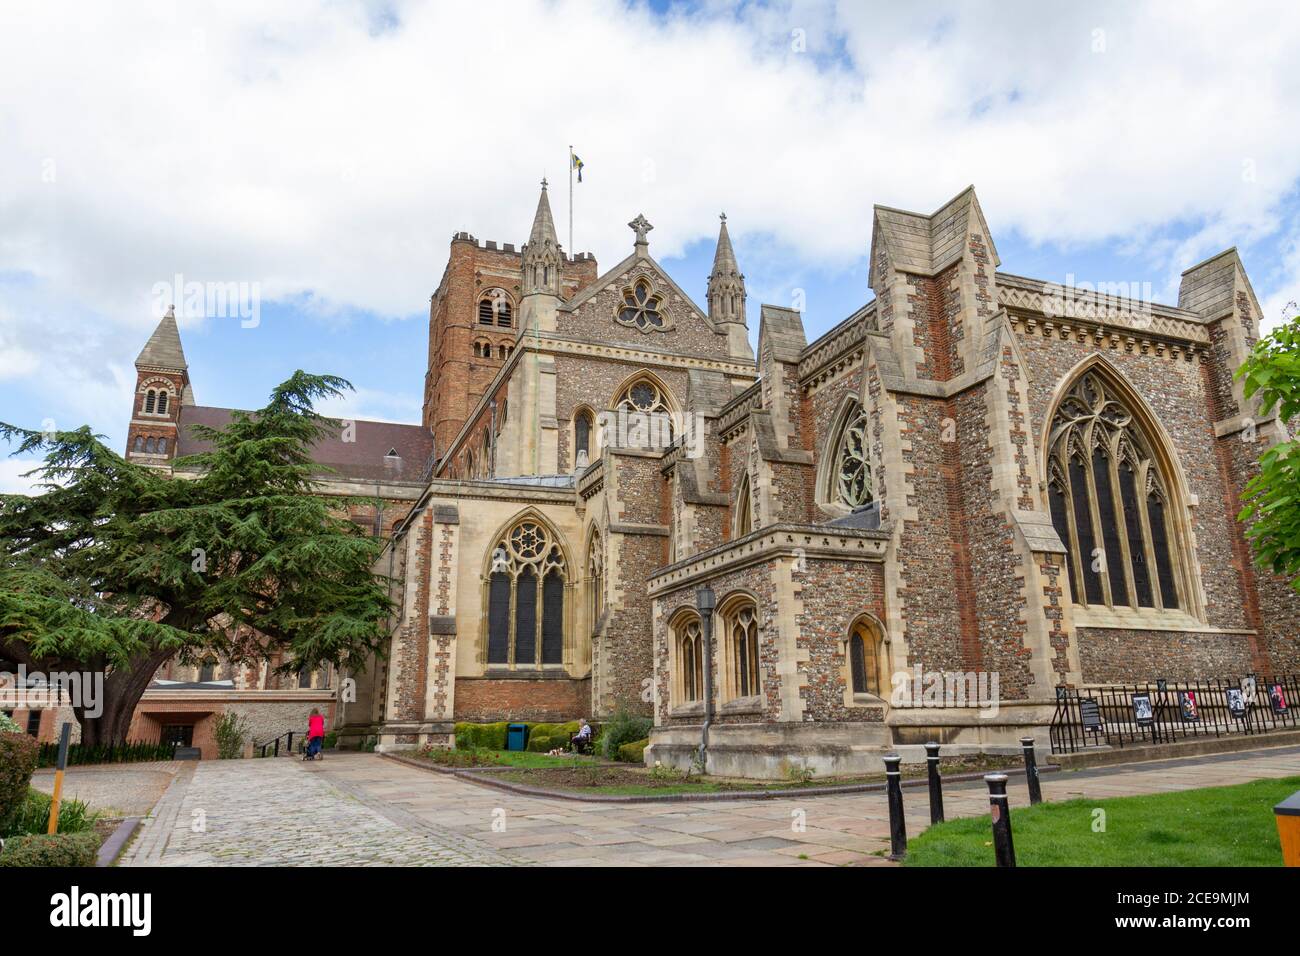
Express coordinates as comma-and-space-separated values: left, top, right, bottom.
135, 305, 188, 370
528, 177, 558, 246
711, 212, 739, 277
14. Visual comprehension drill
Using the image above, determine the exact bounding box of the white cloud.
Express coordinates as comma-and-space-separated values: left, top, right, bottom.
0, 457, 49, 496
1, 0, 1299, 347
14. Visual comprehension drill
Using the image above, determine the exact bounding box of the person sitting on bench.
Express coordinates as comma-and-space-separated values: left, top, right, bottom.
570, 719, 593, 753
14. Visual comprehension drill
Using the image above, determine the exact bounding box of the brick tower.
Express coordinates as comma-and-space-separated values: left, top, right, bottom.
126, 305, 190, 467
421, 182, 598, 456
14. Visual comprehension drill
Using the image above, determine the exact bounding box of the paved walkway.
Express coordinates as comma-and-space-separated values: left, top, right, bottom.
32, 760, 183, 818
119, 744, 1300, 866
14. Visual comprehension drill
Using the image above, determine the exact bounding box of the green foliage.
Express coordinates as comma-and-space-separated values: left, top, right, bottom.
617, 738, 649, 764
1236, 314, 1300, 592
0, 712, 20, 734
213, 711, 250, 760
3, 788, 97, 838
0, 732, 39, 834
780, 759, 815, 784
36, 740, 176, 768
0, 371, 393, 744
0, 831, 100, 867
599, 710, 653, 759
454, 721, 509, 750
525, 721, 580, 752
904, 775, 1300, 867
323, 731, 338, 749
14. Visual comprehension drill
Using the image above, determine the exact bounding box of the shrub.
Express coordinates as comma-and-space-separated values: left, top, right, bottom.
524, 721, 580, 752
4, 788, 97, 838
617, 738, 649, 764
0, 713, 21, 734
453, 722, 509, 750
0, 831, 100, 867
324, 731, 338, 749
599, 710, 653, 760
214, 711, 250, 760
0, 732, 39, 836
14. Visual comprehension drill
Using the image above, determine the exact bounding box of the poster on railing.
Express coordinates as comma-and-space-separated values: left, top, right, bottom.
1132, 693, 1154, 726
1270, 683, 1289, 715
1227, 688, 1247, 718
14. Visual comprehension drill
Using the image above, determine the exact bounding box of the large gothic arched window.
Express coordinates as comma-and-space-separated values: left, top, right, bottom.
719, 597, 760, 701
823, 400, 872, 508
1046, 371, 1183, 612
486, 519, 567, 667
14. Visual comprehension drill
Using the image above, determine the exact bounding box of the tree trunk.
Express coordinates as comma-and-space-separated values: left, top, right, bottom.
71, 648, 175, 747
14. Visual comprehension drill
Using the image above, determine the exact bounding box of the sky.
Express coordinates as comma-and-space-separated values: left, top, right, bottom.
3, 0, 1300, 493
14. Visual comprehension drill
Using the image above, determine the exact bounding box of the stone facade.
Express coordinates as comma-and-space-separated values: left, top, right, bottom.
133, 181, 1297, 778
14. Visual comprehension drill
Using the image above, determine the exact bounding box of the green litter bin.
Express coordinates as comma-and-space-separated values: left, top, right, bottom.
506, 723, 527, 752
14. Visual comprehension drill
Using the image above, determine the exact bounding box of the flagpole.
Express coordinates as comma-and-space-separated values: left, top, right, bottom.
568, 145, 574, 256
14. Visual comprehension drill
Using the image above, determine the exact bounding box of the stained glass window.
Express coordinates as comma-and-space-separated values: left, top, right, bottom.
485, 520, 567, 666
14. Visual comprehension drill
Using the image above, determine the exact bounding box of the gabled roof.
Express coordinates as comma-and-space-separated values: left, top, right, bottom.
868, 185, 1000, 288
559, 247, 719, 333
174, 405, 435, 483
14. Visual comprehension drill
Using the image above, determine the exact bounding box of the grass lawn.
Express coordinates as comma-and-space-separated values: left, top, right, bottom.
903, 775, 1300, 867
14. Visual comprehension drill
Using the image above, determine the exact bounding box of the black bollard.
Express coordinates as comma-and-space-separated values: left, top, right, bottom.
1020, 736, 1043, 805
883, 753, 907, 860
985, 773, 1016, 867
925, 742, 944, 824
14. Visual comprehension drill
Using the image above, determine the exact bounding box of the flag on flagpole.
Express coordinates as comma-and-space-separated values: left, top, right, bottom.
571, 151, 584, 183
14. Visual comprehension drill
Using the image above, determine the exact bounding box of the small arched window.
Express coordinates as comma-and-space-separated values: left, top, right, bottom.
1046, 370, 1184, 612
674, 614, 704, 704
574, 409, 593, 466
157, 390, 169, 414
733, 470, 753, 537
848, 618, 884, 697
486, 519, 567, 667
720, 598, 760, 701
145, 390, 156, 414
133, 435, 145, 452
614, 377, 674, 447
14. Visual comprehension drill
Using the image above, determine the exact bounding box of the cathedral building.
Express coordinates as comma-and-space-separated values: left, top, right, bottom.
128, 182, 1299, 775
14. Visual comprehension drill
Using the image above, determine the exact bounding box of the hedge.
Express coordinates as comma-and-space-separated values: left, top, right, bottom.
0, 733, 39, 836
617, 738, 649, 764
599, 711, 654, 759
37, 740, 176, 768
0, 831, 100, 867
524, 721, 581, 752
454, 722, 509, 750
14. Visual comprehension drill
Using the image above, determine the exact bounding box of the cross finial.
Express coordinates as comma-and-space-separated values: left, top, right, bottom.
628, 213, 653, 245
720, 211, 727, 223
541, 177, 548, 190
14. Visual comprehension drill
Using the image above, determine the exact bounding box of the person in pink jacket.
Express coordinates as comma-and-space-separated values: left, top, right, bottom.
305, 708, 325, 759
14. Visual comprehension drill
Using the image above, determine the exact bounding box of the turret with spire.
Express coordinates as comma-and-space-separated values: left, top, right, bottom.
522, 178, 562, 299
707, 213, 753, 360
126, 304, 192, 467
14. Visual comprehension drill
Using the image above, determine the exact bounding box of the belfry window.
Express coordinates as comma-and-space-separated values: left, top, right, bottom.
486, 519, 567, 667
1046, 371, 1182, 612
157, 390, 168, 414
826, 400, 871, 508
145, 390, 156, 414
479, 294, 512, 329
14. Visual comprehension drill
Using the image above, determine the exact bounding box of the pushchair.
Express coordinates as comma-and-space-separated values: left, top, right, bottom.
300, 736, 324, 761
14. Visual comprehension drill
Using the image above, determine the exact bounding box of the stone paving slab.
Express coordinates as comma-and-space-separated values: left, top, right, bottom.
116, 744, 1300, 867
